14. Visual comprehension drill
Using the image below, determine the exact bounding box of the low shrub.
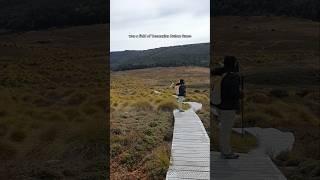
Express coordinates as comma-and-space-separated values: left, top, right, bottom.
111, 143, 122, 157
145, 145, 170, 179
157, 101, 178, 112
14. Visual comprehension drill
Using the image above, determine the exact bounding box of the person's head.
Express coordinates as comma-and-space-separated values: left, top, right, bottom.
223, 56, 239, 72
179, 79, 184, 84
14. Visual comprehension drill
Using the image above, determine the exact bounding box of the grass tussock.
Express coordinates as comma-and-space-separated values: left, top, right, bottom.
132, 100, 154, 111
157, 101, 178, 112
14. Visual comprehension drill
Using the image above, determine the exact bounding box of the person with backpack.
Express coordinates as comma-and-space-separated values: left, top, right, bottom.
177, 79, 186, 112
212, 56, 241, 159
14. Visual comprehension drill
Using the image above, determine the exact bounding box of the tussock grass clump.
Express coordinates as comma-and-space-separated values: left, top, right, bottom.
246, 92, 271, 104
230, 132, 257, 153
132, 101, 154, 111
263, 106, 284, 118
157, 101, 178, 112
212, 125, 257, 153
270, 89, 289, 98
274, 151, 320, 179
245, 112, 274, 127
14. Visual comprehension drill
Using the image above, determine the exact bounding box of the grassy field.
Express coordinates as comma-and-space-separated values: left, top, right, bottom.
0, 25, 108, 179
213, 16, 319, 180
110, 67, 210, 179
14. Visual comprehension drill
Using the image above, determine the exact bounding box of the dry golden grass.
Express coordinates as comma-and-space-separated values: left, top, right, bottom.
110, 67, 209, 179
212, 16, 319, 180
0, 25, 108, 179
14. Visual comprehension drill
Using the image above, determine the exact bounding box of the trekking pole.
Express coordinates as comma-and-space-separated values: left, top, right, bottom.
241, 75, 245, 137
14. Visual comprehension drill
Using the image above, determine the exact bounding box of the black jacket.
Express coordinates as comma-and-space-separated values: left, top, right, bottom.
178, 84, 186, 97
217, 72, 240, 110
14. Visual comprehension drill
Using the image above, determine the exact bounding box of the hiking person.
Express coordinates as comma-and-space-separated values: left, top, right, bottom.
177, 79, 186, 112
212, 56, 241, 159
170, 81, 181, 97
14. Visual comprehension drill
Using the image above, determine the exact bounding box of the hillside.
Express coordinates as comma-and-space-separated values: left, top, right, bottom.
213, 0, 319, 21
110, 43, 210, 71
0, 0, 107, 31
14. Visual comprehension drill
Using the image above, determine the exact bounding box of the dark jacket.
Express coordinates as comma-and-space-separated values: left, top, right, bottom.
178, 84, 186, 97
217, 72, 240, 110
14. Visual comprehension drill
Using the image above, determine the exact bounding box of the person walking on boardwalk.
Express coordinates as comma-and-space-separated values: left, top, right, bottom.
177, 79, 186, 112
212, 56, 241, 159
170, 81, 181, 97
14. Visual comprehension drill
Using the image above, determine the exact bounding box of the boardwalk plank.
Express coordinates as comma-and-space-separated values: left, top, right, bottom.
166, 102, 210, 180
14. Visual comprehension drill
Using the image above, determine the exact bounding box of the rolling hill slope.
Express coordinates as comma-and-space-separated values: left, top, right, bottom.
110, 43, 210, 71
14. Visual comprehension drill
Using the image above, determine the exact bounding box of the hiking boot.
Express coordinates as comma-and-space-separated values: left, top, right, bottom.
221, 153, 239, 159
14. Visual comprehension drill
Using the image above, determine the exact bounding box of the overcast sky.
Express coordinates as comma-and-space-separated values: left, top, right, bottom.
110, 0, 210, 52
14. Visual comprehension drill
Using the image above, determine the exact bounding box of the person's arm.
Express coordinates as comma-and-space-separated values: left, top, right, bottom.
170, 81, 175, 88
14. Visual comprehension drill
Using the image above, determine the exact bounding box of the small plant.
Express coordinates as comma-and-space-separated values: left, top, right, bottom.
145, 145, 170, 179
111, 143, 122, 157
144, 129, 153, 136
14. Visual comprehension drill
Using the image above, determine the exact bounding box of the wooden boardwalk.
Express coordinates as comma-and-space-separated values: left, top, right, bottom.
211, 127, 292, 180
211, 152, 286, 180
166, 102, 210, 180
166, 100, 289, 180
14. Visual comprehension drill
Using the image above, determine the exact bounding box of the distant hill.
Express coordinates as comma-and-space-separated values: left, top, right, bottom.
110, 43, 210, 71
213, 0, 319, 21
0, 0, 107, 31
